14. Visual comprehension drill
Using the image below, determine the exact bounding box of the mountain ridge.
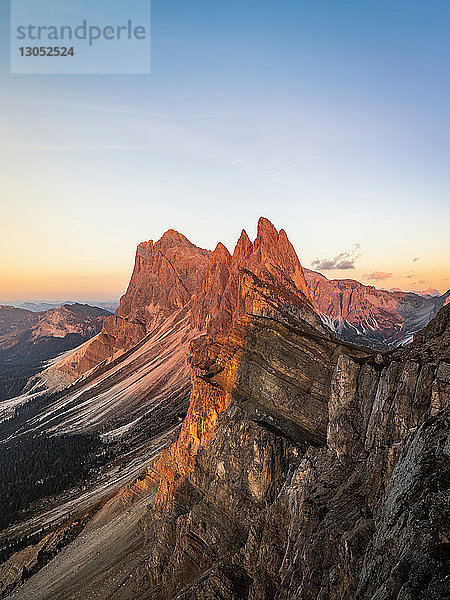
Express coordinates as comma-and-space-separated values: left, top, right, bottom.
0, 304, 111, 403
0, 218, 448, 599
31, 219, 447, 393
304, 267, 448, 348
4, 269, 447, 600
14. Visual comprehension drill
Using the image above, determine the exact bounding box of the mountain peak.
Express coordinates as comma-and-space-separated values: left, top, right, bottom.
159, 229, 191, 244
137, 239, 154, 250
209, 242, 232, 266
233, 229, 253, 262
256, 216, 278, 242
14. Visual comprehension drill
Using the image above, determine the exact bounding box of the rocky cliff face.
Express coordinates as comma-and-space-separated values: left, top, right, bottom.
304, 269, 449, 349
2, 220, 448, 600
11, 218, 318, 445
7, 270, 448, 600
40, 225, 447, 390
44, 218, 317, 386
0, 218, 320, 583
125, 290, 448, 600
47, 232, 211, 381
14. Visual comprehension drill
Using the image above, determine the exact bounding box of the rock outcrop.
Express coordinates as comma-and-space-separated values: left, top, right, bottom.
127, 290, 448, 600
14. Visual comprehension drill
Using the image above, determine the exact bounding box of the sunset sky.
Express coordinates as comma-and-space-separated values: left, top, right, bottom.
1, 1, 449, 302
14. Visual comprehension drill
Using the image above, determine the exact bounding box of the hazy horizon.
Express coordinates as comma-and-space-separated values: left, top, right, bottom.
1, 217, 447, 303
1, 1, 449, 300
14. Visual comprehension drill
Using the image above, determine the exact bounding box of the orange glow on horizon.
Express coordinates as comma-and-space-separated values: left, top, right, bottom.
1, 260, 448, 303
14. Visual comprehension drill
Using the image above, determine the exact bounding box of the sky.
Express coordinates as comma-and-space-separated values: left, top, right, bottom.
1, 0, 449, 302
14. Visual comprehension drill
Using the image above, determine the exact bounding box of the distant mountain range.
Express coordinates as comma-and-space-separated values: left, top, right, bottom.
5, 300, 119, 314
0, 303, 111, 402
304, 269, 449, 349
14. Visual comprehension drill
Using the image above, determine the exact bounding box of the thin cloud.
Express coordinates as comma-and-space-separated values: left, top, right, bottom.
311, 244, 360, 271
367, 271, 393, 281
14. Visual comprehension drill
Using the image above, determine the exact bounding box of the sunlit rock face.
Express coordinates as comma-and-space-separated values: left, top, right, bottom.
132, 305, 449, 600
304, 268, 449, 349
45, 217, 317, 385
51, 231, 211, 381
124, 217, 326, 516
39, 218, 447, 389
40, 220, 448, 391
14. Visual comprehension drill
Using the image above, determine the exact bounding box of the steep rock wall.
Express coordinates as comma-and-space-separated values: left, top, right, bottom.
135, 306, 449, 600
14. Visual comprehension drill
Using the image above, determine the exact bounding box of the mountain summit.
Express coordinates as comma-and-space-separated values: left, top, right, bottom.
34, 218, 447, 391
40, 218, 316, 387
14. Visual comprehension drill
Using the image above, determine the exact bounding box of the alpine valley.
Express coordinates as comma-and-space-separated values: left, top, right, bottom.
0, 218, 448, 600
